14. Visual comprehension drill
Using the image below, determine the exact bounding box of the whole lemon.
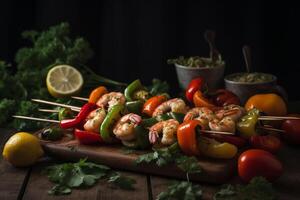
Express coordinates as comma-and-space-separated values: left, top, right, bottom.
2, 132, 44, 167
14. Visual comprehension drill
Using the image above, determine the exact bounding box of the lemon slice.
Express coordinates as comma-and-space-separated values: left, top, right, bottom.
46, 65, 83, 98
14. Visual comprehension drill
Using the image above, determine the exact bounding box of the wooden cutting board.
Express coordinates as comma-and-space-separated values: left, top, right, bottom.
36, 129, 237, 184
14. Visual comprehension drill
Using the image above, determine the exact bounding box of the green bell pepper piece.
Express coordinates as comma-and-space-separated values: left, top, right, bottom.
156, 112, 185, 123
125, 79, 143, 101
58, 107, 74, 121
125, 100, 143, 115
100, 104, 124, 142
125, 79, 150, 102
141, 117, 159, 127
237, 108, 260, 139
135, 125, 150, 149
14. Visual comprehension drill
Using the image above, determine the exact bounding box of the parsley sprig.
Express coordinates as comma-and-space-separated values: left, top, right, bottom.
157, 181, 203, 200
135, 143, 202, 177
135, 143, 203, 199
43, 159, 136, 195
213, 177, 277, 200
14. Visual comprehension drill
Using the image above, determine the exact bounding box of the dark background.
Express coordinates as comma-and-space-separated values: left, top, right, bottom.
1, 0, 299, 99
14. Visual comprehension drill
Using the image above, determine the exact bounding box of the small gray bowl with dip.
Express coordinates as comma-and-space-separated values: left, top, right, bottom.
171, 57, 225, 91
225, 72, 287, 104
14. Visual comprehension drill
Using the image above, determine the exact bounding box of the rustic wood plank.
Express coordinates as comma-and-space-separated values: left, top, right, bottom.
22, 159, 149, 200
0, 128, 31, 200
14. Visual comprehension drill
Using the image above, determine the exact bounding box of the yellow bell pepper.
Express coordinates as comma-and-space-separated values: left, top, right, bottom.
198, 137, 237, 159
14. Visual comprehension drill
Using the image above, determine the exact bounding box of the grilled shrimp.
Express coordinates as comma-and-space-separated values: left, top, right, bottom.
149, 119, 179, 145
113, 113, 142, 141
83, 108, 106, 132
184, 107, 215, 129
215, 104, 246, 122
96, 92, 126, 110
209, 116, 236, 133
152, 98, 188, 117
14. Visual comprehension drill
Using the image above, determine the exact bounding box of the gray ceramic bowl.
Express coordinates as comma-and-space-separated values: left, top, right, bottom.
224, 73, 287, 104
174, 58, 225, 91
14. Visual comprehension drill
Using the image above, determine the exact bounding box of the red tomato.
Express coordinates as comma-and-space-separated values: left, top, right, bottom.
250, 135, 281, 154
238, 149, 283, 183
210, 89, 240, 106
281, 115, 300, 144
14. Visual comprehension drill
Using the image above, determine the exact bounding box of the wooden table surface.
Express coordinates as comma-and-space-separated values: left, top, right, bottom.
1, 128, 300, 200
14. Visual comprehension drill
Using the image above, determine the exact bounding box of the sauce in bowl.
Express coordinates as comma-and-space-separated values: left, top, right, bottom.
227, 72, 274, 83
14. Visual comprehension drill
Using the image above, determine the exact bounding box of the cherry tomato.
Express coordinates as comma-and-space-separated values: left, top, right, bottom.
211, 89, 240, 106
250, 135, 281, 154
238, 149, 283, 183
281, 114, 300, 144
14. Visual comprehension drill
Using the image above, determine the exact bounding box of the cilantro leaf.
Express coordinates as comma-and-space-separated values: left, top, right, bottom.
156, 181, 203, 200
44, 159, 136, 195
213, 177, 277, 200
108, 172, 136, 190
175, 156, 202, 174
136, 143, 202, 174
148, 79, 170, 96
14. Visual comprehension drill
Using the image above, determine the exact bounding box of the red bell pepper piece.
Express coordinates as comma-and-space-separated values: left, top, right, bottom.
74, 129, 103, 144
193, 90, 215, 108
185, 77, 204, 102
250, 135, 281, 154
210, 89, 240, 106
142, 95, 167, 116
60, 103, 98, 129
177, 120, 203, 156
202, 133, 246, 148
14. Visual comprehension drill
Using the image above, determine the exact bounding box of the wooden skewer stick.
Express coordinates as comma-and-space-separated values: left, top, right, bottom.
258, 118, 283, 121
31, 99, 81, 111
13, 115, 60, 123
259, 116, 300, 120
201, 130, 235, 135
38, 108, 79, 113
257, 126, 286, 133
38, 109, 59, 113
13, 115, 235, 136
72, 96, 89, 101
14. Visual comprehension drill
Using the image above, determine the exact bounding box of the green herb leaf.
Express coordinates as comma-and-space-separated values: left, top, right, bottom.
148, 79, 170, 96
135, 143, 201, 174
213, 177, 277, 200
108, 172, 136, 190
156, 181, 203, 200
48, 185, 72, 195
175, 156, 202, 174
44, 159, 136, 195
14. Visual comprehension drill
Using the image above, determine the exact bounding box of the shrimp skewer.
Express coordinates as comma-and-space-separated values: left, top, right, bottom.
209, 116, 236, 133
149, 119, 179, 145
214, 104, 246, 122
152, 98, 188, 117
113, 113, 142, 141
96, 92, 126, 111
184, 107, 215, 129
83, 108, 106, 132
